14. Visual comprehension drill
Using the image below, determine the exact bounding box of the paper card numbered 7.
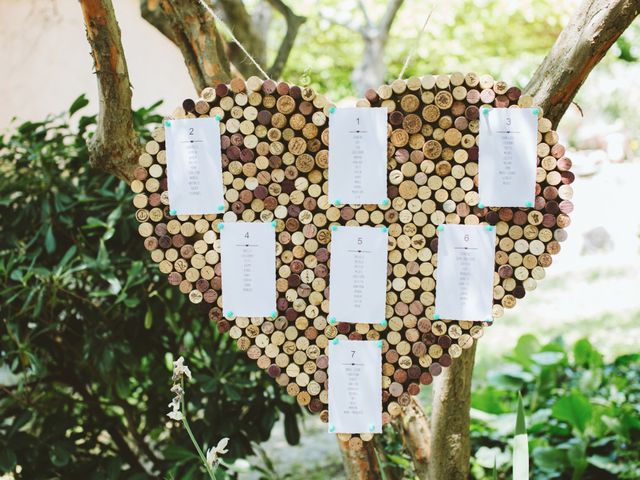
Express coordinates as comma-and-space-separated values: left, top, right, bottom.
220, 221, 276, 318
329, 107, 388, 205
328, 226, 388, 324
478, 108, 538, 208
434, 224, 496, 322
328, 339, 382, 434
165, 117, 225, 215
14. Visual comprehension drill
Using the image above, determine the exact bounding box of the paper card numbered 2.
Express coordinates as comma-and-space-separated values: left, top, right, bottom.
328, 339, 382, 434
165, 117, 225, 215
434, 224, 496, 321
328, 226, 388, 324
220, 221, 276, 318
328, 107, 388, 205
478, 107, 538, 208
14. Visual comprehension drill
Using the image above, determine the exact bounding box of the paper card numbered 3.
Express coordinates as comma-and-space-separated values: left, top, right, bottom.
328, 226, 388, 325
328, 107, 388, 206
328, 339, 382, 434
434, 224, 496, 322
220, 221, 276, 318
478, 107, 538, 208
165, 117, 225, 215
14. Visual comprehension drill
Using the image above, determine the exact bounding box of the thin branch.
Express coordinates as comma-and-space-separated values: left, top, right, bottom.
358, 0, 373, 28
265, 0, 306, 78
378, 0, 405, 34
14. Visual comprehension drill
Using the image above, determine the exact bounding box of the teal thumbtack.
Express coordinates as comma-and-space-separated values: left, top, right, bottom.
329, 317, 337, 325
532, 108, 540, 116
170, 209, 177, 216
329, 424, 335, 433
331, 225, 338, 232
485, 225, 494, 232
525, 201, 533, 208
485, 317, 493, 323
271, 311, 277, 319
377, 340, 383, 348
335, 199, 342, 206
478, 202, 485, 209
226, 311, 233, 318
215, 114, 222, 121
218, 222, 224, 230
437, 225, 444, 231
381, 226, 388, 233
482, 108, 490, 116
217, 204, 224, 212
369, 423, 375, 433
329, 106, 336, 114
434, 313, 440, 320
271, 220, 277, 228
331, 338, 339, 345
381, 198, 390, 206
380, 319, 388, 327
165, 120, 171, 127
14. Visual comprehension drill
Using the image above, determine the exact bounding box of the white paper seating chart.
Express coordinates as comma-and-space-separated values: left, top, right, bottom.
329, 226, 388, 324
165, 117, 225, 215
328, 107, 388, 205
478, 108, 538, 207
435, 224, 496, 322
220, 222, 276, 318
328, 339, 382, 434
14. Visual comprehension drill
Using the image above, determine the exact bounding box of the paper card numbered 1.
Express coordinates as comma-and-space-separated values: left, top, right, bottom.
165, 117, 225, 215
328, 226, 388, 324
434, 224, 496, 322
478, 108, 538, 208
328, 107, 388, 205
220, 221, 276, 318
328, 339, 382, 434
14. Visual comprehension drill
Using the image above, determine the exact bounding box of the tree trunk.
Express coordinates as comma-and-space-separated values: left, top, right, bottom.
525, 0, 640, 128
338, 437, 382, 480
352, 32, 388, 95
427, 343, 477, 480
396, 397, 430, 478
79, 0, 139, 182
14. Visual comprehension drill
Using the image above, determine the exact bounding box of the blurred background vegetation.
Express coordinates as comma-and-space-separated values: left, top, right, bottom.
1, 0, 639, 479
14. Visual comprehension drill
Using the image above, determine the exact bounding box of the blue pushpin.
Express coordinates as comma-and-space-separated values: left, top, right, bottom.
335, 200, 342, 206
215, 114, 222, 121
381, 198, 390, 207
165, 120, 171, 127
329, 106, 336, 114
217, 204, 225, 212
377, 340, 383, 348
271, 220, 277, 228
380, 319, 388, 327
369, 423, 375, 433
485, 317, 493, 324
532, 108, 540, 116
218, 222, 224, 230
434, 313, 440, 320
331, 225, 338, 232
271, 311, 277, 319
226, 311, 233, 318
482, 108, 490, 116
381, 226, 388, 233
478, 202, 485, 209
329, 424, 336, 433
170, 209, 177, 216
525, 201, 533, 208
437, 225, 444, 231
331, 338, 339, 345
485, 225, 494, 232
329, 317, 337, 325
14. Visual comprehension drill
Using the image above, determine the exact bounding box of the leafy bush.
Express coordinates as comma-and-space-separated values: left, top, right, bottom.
470, 335, 640, 479
0, 97, 300, 479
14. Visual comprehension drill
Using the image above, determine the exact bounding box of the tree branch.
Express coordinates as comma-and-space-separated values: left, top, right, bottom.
80, 0, 139, 182
396, 396, 430, 478
337, 437, 382, 479
525, 0, 640, 128
265, 0, 306, 79
140, 0, 178, 44
378, 0, 405, 35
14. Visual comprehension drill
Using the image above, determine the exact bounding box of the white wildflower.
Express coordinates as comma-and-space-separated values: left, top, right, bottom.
172, 356, 192, 381
206, 437, 230, 466
171, 384, 184, 396
166, 410, 183, 421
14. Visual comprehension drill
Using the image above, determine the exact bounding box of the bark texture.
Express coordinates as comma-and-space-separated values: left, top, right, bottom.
266, 0, 306, 79
525, 0, 640, 128
80, 0, 139, 182
427, 343, 477, 480
338, 437, 383, 480
396, 397, 430, 478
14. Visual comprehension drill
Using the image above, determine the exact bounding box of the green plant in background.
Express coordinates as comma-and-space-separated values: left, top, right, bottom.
469, 334, 640, 479
0, 97, 301, 479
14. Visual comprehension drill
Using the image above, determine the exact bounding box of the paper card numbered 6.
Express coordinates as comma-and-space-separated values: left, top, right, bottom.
328, 107, 388, 206
328, 339, 382, 434
434, 224, 496, 322
220, 221, 276, 318
165, 117, 225, 215
478, 108, 538, 208
328, 226, 388, 324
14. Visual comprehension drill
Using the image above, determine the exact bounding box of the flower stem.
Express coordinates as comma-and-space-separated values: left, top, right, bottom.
180, 379, 217, 480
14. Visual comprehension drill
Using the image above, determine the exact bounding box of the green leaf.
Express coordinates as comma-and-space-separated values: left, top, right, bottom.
50, 443, 70, 467
0, 448, 17, 471
144, 308, 153, 329
69, 94, 89, 116
45, 225, 56, 253
552, 391, 593, 433
283, 406, 300, 445
531, 351, 564, 366
533, 446, 568, 474
163, 444, 197, 462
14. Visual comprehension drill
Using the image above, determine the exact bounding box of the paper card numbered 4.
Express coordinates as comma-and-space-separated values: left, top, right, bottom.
478, 107, 538, 208
328, 107, 388, 206
434, 224, 496, 322
220, 221, 276, 318
165, 117, 225, 215
328, 339, 382, 434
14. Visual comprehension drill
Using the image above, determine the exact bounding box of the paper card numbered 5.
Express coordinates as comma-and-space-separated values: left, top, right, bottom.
478, 108, 538, 208
165, 117, 225, 215
328, 107, 388, 205
434, 224, 496, 322
328, 226, 388, 324
220, 221, 276, 318
328, 339, 382, 434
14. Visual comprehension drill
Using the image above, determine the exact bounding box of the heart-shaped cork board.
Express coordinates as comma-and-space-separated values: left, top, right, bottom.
131, 74, 574, 445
